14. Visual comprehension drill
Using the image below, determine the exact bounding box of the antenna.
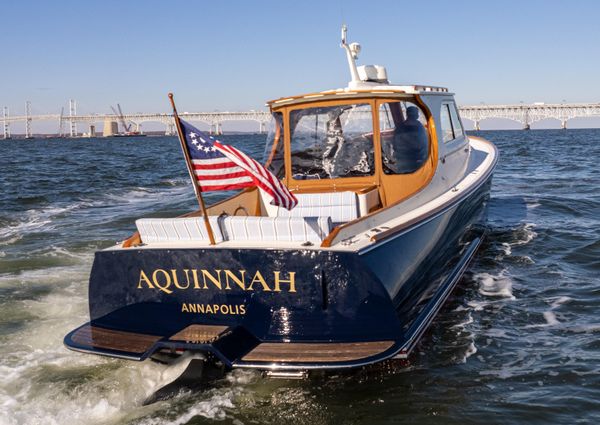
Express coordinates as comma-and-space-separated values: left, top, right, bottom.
340, 25, 361, 86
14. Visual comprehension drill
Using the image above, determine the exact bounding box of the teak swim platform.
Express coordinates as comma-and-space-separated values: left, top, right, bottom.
65, 27, 497, 378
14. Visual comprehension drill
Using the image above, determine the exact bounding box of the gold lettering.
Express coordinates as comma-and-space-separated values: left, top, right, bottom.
180, 303, 247, 315
274, 271, 296, 293
201, 269, 222, 290
152, 269, 173, 294
137, 270, 154, 289
247, 270, 271, 291
171, 269, 191, 290
191, 269, 201, 289
224, 270, 246, 290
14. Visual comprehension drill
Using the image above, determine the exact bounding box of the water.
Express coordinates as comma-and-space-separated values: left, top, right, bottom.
1, 130, 599, 424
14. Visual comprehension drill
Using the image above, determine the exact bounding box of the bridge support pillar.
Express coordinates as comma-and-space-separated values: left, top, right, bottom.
561, 120, 568, 130
259, 121, 266, 133
523, 123, 530, 130
25, 101, 33, 139
69, 99, 77, 137
211, 122, 222, 135
2, 107, 10, 139
165, 122, 175, 136
474, 120, 480, 131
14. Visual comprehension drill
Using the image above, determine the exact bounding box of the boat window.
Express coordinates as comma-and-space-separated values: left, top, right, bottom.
289, 103, 374, 179
263, 112, 285, 179
379, 101, 429, 174
441, 102, 464, 142
449, 103, 464, 139
440, 104, 454, 142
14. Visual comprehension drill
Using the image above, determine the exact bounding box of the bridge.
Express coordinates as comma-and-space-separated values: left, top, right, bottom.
1, 100, 272, 138
459, 103, 600, 130
3, 101, 600, 138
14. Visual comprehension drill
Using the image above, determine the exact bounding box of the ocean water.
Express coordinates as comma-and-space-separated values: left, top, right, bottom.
1, 130, 599, 424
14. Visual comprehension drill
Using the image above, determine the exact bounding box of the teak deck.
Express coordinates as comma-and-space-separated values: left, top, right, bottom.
70, 324, 162, 354
242, 341, 394, 363
169, 324, 229, 344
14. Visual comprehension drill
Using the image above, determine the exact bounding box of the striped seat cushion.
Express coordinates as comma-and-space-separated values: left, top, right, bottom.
219, 216, 332, 244
276, 191, 358, 224
136, 216, 224, 244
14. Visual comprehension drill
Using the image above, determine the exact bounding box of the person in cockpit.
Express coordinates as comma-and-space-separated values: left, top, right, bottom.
384, 105, 428, 174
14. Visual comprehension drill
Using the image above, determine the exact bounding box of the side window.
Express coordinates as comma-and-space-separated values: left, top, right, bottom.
449, 103, 464, 139
263, 112, 284, 178
379, 101, 429, 175
441, 102, 465, 142
440, 104, 454, 143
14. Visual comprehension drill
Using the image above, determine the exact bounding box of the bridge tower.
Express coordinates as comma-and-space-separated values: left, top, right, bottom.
259, 121, 266, 133
2, 107, 10, 139
209, 122, 223, 135
69, 99, 77, 137
25, 101, 33, 139
474, 120, 480, 131
561, 120, 568, 130
523, 107, 530, 130
165, 122, 176, 136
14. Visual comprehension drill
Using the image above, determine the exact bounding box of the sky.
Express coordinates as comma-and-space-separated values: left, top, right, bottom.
2, 0, 600, 132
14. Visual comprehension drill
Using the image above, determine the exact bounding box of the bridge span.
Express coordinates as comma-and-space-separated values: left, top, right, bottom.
3, 102, 600, 138
460, 103, 600, 130
1, 104, 272, 138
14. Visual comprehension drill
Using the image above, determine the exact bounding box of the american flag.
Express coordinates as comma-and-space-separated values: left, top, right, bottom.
178, 119, 297, 210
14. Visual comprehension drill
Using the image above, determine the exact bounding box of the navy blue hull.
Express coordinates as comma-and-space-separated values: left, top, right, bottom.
65, 174, 493, 369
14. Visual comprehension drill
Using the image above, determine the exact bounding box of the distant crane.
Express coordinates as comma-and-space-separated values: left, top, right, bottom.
110, 103, 144, 137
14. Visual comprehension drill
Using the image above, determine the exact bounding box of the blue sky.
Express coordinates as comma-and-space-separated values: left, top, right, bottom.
2, 0, 600, 130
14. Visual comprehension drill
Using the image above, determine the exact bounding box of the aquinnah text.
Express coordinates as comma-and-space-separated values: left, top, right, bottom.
137, 268, 296, 294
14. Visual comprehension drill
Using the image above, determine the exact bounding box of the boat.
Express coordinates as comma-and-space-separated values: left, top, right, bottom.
112, 132, 146, 137
64, 27, 497, 381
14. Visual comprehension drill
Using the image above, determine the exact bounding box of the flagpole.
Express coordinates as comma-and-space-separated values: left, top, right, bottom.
168, 93, 216, 245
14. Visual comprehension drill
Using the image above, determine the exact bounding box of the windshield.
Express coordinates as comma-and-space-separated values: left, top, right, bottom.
263, 112, 284, 179
289, 103, 374, 179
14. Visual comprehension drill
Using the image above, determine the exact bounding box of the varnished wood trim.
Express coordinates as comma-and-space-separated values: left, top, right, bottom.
71, 324, 161, 354
169, 324, 229, 344
242, 341, 394, 363
122, 231, 142, 248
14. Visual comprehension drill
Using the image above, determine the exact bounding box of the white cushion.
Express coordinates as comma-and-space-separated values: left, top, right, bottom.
136, 216, 224, 244
220, 216, 332, 244
277, 191, 359, 224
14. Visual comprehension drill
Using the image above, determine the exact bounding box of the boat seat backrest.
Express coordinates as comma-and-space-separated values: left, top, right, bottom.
219, 216, 332, 244
276, 191, 359, 224
136, 216, 224, 244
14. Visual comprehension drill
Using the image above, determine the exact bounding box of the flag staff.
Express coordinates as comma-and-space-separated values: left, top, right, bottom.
168, 93, 216, 245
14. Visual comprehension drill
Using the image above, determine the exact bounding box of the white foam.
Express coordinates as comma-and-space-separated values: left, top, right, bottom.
550, 296, 571, 309
451, 312, 474, 329
474, 270, 516, 300
461, 342, 478, 363
543, 311, 560, 326
512, 223, 537, 246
